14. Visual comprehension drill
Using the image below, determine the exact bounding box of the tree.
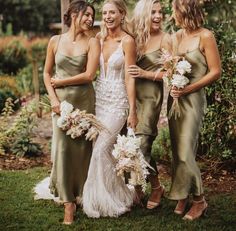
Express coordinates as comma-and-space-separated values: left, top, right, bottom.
0, 0, 61, 35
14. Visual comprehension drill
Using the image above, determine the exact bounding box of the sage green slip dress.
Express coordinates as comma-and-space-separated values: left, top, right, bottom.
168, 36, 207, 200
49, 45, 95, 202
136, 49, 164, 175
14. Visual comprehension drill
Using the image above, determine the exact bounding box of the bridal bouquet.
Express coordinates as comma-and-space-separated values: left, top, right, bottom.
112, 128, 154, 192
159, 49, 191, 119
57, 101, 105, 141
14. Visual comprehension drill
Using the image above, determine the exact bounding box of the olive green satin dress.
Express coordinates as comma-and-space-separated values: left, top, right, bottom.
168, 48, 207, 200
136, 50, 164, 175
49, 52, 95, 202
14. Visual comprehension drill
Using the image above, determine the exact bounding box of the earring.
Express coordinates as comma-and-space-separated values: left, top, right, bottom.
121, 18, 124, 24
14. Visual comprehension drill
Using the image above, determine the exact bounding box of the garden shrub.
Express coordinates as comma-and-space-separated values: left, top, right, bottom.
199, 23, 236, 160
152, 127, 172, 163
0, 38, 29, 75
16, 63, 46, 96
0, 89, 19, 113
0, 98, 42, 156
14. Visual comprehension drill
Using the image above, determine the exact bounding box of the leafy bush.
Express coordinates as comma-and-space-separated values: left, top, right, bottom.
152, 127, 172, 163
199, 23, 236, 160
16, 63, 46, 96
0, 39, 29, 75
0, 89, 19, 113
0, 98, 42, 156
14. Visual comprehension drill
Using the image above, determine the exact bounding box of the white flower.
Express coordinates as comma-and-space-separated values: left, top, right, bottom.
171, 74, 189, 88
112, 129, 152, 191
176, 60, 191, 75
60, 101, 74, 117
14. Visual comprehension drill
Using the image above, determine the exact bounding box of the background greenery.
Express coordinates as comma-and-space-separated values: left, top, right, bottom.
0, 0, 235, 160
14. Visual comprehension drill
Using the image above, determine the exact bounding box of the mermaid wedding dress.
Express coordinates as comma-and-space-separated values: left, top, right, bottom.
82, 38, 135, 218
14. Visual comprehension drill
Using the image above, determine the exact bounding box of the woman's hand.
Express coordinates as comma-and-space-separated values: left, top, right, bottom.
170, 86, 185, 98
127, 112, 138, 130
128, 65, 146, 78
51, 78, 64, 88
50, 97, 60, 114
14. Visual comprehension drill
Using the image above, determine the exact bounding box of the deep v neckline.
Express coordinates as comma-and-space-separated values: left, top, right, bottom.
102, 43, 122, 79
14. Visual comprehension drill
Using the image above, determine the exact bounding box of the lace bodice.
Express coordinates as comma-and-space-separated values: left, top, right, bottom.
95, 39, 129, 119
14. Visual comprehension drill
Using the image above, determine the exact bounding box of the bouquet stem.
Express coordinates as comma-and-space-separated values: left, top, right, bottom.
168, 98, 181, 119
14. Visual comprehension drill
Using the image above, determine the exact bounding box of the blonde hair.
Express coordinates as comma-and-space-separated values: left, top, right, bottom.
172, 0, 204, 31
132, 0, 160, 58
100, 0, 131, 40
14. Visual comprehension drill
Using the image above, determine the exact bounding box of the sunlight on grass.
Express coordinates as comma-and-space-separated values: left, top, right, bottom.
0, 167, 235, 231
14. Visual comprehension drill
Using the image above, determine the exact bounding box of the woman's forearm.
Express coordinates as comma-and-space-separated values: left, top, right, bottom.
44, 73, 58, 100
184, 69, 221, 95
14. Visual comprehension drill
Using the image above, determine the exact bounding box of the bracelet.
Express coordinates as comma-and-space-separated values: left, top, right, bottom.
153, 69, 161, 81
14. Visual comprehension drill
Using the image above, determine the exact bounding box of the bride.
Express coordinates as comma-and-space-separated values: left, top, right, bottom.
82, 0, 137, 218
34, 0, 138, 218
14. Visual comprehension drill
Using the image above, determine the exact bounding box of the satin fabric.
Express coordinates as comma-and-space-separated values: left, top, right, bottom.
136, 49, 164, 175
49, 53, 95, 202
168, 48, 207, 200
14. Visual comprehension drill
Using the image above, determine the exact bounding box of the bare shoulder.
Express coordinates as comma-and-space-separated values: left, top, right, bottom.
48, 35, 60, 46
200, 28, 215, 40
89, 37, 100, 45
95, 32, 101, 39
122, 34, 135, 46
88, 37, 100, 53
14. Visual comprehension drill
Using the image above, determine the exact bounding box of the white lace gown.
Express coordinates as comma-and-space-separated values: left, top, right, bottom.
82, 40, 135, 218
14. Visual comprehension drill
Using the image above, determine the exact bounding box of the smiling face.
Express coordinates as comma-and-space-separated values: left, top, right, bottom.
75, 6, 94, 31
102, 3, 124, 30
150, 2, 163, 32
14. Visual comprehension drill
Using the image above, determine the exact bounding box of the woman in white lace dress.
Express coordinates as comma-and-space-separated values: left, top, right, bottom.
82, 0, 138, 218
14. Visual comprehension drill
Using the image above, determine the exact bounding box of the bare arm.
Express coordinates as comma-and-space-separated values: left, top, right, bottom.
51, 37, 100, 87
128, 33, 172, 81
43, 35, 60, 114
171, 29, 221, 98
123, 36, 138, 129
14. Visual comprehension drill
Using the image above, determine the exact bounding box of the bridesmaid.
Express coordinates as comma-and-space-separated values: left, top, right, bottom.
128, 0, 172, 209
43, 0, 100, 225
168, 0, 221, 220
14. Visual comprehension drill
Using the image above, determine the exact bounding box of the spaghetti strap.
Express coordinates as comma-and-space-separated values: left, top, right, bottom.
159, 32, 166, 50
197, 35, 201, 49
55, 35, 61, 55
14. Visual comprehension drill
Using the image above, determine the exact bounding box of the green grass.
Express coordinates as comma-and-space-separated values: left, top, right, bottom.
0, 168, 235, 231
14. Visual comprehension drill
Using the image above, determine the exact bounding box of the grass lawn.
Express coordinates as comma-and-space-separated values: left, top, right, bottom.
0, 167, 235, 231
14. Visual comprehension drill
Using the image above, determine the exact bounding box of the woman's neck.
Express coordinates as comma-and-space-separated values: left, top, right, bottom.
107, 26, 123, 40
67, 28, 84, 42
183, 28, 202, 36
150, 29, 162, 37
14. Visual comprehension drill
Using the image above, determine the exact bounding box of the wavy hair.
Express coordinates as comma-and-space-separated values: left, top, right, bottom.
63, 0, 95, 27
132, 0, 160, 58
172, 0, 204, 31
100, 0, 131, 40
